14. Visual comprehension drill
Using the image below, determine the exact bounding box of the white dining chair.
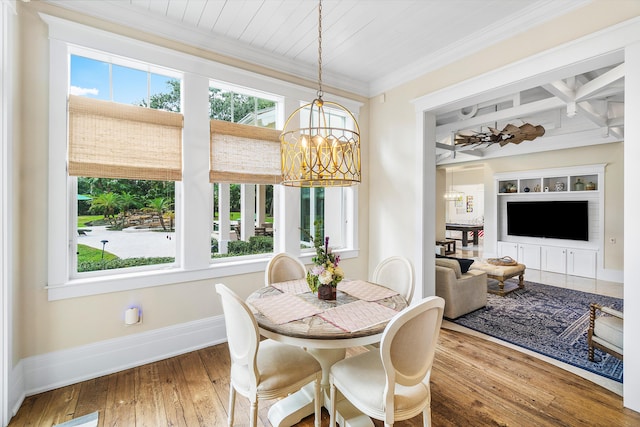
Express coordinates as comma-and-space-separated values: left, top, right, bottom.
264, 252, 307, 286
372, 256, 415, 303
329, 296, 445, 427
215, 283, 322, 427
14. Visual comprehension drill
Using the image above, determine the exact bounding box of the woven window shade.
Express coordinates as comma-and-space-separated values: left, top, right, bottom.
68, 95, 183, 181
210, 119, 281, 184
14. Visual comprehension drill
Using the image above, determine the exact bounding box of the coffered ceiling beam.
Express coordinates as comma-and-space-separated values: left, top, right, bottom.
544, 77, 624, 132
435, 142, 484, 157
435, 97, 565, 135
575, 63, 624, 102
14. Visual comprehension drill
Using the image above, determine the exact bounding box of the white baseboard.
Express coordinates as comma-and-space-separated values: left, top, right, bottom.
11, 315, 226, 406
8, 360, 25, 420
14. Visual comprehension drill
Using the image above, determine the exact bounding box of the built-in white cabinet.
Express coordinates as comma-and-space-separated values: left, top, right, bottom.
497, 241, 518, 259
494, 164, 604, 279
497, 242, 541, 269
541, 246, 567, 274
567, 248, 597, 278
502, 242, 597, 278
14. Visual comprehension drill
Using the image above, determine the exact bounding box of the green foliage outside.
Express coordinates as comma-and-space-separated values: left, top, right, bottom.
77, 244, 174, 272
78, 236, 274, 271
211, 236, 273, 258
77, 215, 104, 228
77, 244, 118, 263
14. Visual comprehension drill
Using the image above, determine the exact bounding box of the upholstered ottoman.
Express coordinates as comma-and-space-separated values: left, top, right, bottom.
470, 260, 526, 296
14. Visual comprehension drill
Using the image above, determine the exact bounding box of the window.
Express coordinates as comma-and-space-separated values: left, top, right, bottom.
45, 16, 359, 300
69, 54, 181, 276
299, 106, 349, 250
209, 85, 279, 260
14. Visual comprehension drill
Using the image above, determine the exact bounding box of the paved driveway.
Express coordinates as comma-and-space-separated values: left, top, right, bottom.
78, 226, 176, 258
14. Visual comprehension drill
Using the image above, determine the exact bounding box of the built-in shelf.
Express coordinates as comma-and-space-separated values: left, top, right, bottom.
498, 173, 598, 195
494, 164, 605, 279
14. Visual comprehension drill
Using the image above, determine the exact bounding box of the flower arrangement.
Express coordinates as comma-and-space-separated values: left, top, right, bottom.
304, 223, 344, 293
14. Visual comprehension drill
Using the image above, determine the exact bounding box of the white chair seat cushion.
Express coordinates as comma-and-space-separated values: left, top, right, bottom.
331, 350, 429, 417
231, 339, 320, 394
594, 316, 623, 349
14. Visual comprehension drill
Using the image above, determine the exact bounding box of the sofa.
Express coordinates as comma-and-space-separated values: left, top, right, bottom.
435, 257, 487, 319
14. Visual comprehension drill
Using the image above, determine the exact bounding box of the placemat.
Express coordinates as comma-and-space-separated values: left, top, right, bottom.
271, 278, 310, 294
249, 293, 323, 324
339, 280, 399, 301
319, 300, 399, 332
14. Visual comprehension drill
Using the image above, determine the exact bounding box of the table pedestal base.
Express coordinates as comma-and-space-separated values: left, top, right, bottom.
267, 383, 317, 427
267, 348, 374, 427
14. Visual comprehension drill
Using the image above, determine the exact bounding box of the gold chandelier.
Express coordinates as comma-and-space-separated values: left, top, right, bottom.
280, 0, 361, 187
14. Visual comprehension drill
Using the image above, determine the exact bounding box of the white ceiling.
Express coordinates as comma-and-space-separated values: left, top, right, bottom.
45, 0, 590, 97
45, 0, 624, 164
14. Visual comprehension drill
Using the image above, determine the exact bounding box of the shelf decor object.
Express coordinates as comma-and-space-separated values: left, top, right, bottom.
279, 0, 361, 188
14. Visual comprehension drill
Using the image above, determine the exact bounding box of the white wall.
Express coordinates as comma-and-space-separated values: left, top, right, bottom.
10, 0, 371, 384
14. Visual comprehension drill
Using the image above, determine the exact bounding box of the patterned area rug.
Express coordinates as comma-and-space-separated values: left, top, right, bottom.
452, 280, 624, 382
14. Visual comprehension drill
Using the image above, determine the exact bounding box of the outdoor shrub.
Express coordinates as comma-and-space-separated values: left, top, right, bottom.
228, 240, 252, 255
211, 238, 219, 253
78, 257, 175, 272
249, 236, 273, 253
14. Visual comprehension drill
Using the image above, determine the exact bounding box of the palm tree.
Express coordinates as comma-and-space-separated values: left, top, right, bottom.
118, 192, 139, 228
146, 197, 172, 231
90, 192, 120, 226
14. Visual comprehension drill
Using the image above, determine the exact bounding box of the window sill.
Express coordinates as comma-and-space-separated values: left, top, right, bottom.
46, 249, 359, 301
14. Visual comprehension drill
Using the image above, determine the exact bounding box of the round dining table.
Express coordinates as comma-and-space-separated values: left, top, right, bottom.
246, 280, 408, 427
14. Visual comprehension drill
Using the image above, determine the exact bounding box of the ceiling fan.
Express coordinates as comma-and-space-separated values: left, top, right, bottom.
455, 123, 545, 147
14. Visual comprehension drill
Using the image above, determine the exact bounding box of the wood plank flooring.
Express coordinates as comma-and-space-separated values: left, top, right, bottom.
8, 328, 640, 427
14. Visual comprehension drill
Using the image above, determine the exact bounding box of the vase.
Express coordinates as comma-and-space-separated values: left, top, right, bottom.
318, 285, 337, 300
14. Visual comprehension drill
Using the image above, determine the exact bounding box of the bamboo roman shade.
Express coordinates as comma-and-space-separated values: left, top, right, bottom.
68, 95, 184, 181
210, 119, 281, 184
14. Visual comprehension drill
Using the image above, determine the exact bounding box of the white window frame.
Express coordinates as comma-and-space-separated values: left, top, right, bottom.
43, 14, 360, 301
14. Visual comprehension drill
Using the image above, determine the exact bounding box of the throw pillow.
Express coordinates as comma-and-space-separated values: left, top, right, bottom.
436, 254, 475, 274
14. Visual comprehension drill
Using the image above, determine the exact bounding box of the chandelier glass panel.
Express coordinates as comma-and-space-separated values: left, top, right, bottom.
280, 0, 361, 187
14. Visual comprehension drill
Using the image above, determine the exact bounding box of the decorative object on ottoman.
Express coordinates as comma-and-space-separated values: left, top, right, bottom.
470, 260, 526, 296
588, 303, 623, 361
435, 257, 487, 319
486, 256, 518, 266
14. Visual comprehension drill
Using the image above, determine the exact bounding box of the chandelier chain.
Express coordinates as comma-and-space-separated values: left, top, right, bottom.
317, 0, 323, 99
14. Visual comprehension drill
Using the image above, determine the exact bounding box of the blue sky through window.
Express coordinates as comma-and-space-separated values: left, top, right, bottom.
70, 55, 176, 106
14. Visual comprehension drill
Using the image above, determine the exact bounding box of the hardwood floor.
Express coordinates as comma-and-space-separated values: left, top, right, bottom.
10, 241, 632, 426
8, 328, 640, 427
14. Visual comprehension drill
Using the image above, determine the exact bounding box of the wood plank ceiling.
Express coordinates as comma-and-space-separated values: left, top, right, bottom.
45, 0, 624, 163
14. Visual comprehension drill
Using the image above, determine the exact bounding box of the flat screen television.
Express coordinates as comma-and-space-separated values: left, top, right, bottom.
506, 200, 589, 241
